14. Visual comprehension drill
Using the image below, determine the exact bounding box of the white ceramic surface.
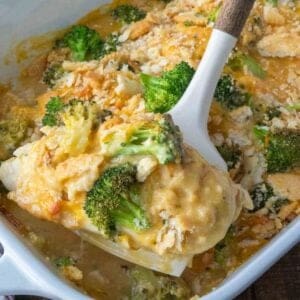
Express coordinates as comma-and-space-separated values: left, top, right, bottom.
0, 1, 299, 299
0, 216, 90, 299
170, 29, 236, 171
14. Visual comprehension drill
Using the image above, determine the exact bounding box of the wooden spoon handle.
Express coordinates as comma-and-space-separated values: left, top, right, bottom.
215, 0, 255, 38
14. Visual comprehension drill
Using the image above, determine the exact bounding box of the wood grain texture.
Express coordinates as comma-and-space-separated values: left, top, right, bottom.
215, 0, 255, 37
236, 244, 300, 300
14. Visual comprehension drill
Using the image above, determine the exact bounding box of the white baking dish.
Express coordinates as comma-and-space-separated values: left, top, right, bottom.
0, 1, 299, 299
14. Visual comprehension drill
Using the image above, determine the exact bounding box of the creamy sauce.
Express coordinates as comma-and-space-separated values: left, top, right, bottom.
138, 147, 245, 255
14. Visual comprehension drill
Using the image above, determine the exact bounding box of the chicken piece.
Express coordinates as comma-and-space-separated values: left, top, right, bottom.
0, 128, 104, 227
257, 32, 300, 57
173, 11, 207, 26
115, 73, 142, 98
267, 172, 300, 201
129, 13, 158, 40
263, 4, 285, 25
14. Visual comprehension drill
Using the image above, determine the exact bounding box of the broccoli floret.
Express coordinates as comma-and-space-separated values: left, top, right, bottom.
253, 125, 269, 142
111, 5, 146, 24
61, 99, 99, 124
43, 64, 65, 88
214, 75, 250, 110
183, 20, 194, 27
128, 266, 191, 300
56, 25, 104, 61
84, 163, 150, 237
61, 99, 104, 155
214, 225, 235, 265
42, 97, 104, 128
106, 115, 183, 164
266, 131, 300, 173
265, 106, 281, 121
286, 103, 300, 112
55, 26, 121, 61
54, 256, 75, 268
266, 0, 278, 6
228, 52, 267, 79
252, 103, 281, 126
272, 198, 289, 213
102, 33, 120, 55
140, 62, 195, 113
0, 118, 30, 160
250, 182, 274, 211
254, 126, 300, 173
207, 4, 221, 24
216, 143, 241, 169
42, 96, 65, 126
250, 182, 289, 212
42, 98, 107, 156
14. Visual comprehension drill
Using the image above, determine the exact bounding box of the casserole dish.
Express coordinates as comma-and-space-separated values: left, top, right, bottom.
1, 212, 299, 299
0, 0, 299, 299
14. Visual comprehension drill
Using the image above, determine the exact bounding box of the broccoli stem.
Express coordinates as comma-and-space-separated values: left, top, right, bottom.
85, 163, 150, 236
214, 75, 250, 110
112, 198, 149, 231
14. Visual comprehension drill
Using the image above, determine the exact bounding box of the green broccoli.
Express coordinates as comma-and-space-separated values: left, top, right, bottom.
128, 266, 191, 300
214, 225, 235, 265
0, 118, 30, 160
214, 74, 251, 110
42, 98, 110, 155
42, 97, 105, 128
42, 96, 65, 126
183, 20, 194, 27
265, 106, 281, 121
253, 126, 300, 173
54, 256, 75, 268
207, 4, 221, 24
140, 62, 195, 113
61, 98, 100, 125
228, 52, 267, 79
102, 33, 120, 55
43, 64, 65, 88
84, 163, 150, 237
252, 103, 281, 126
250, 182, 289, 212
266, 0, 278, 6
250, 182, 274, 211
253, 125, 269, 141
266, 130, 300, 173
111, 5, 146, 24
216, 143, 241, 169
55, 25, 104, 61
286, 103, 300, 112
62, 100, 107, 155
103, 115, 183, 164
272, 198, 289, 213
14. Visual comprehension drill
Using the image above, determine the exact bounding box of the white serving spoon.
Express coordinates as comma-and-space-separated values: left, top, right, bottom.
0, 0, 255, 298
170, 0, 255, 171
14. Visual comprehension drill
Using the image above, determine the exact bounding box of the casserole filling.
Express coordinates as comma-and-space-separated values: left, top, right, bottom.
0, 0, 299, 298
